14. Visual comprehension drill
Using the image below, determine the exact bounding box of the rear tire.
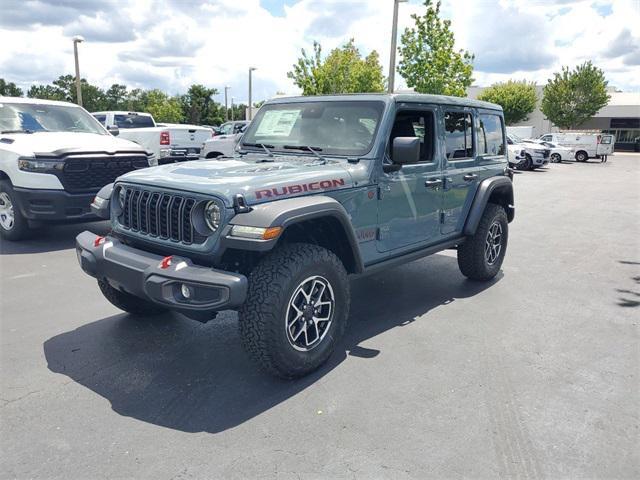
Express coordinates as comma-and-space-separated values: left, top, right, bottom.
575, 151, 588, 162
98, 279, 168, 316
239, 243, 350, 379
0, 181, 31, 241
458, 203, 508, 281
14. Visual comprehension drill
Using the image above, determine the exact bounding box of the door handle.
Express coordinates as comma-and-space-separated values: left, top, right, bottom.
463, 174, 478, 182
425, 178, 443, 188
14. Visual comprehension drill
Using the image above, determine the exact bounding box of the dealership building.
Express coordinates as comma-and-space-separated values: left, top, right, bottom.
467, 86, 640, 151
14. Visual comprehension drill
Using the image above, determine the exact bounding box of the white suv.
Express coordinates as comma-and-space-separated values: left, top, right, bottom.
0, 97, 152, 240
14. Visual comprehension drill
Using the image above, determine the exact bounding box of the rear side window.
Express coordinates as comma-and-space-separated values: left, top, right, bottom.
601, 136, 612, 144
114, 114, 154, 128
477, 114, 505, 156
444, 112, 473, 159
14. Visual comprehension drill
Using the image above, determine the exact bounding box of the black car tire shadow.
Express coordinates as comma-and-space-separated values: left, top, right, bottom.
44, 253, 500, 434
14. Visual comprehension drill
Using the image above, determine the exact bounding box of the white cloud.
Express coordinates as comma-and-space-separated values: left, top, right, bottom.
0, 0, 638, 101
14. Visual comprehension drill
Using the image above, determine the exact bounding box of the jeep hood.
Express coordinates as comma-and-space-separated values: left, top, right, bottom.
117, 156, 368, 205
0, 132, 146, 157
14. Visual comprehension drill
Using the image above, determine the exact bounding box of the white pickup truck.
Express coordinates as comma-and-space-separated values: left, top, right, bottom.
92, 111, 212, 164
0, 97, 152, 240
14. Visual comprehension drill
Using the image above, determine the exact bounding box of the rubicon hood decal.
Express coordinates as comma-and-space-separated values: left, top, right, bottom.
256, 179, 346, 199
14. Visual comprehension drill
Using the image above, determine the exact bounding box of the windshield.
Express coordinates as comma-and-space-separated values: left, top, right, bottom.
114, 113, 155, 129
0, 102, 107, 135
508, 133, 524, 143
241, 101, 385, 156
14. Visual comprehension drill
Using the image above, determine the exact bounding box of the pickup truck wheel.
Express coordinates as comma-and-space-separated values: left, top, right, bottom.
239, 243, 350, 379
0, 181, 30, 241
97, 279, 168, 316
551, 153, 561, 163
457, 203, 508, 281
523, 154, 533, 170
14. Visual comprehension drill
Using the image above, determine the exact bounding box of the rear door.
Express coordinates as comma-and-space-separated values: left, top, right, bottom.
440, 109, 478, 235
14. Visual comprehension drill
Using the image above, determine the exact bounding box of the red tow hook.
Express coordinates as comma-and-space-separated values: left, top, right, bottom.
93, 236, 106, 247
159, 256, 174, 269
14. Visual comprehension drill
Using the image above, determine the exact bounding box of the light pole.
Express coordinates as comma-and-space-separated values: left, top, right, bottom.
224, 85, 230, 122
248, 67, 257, 120
231, 97, 235, 121
72, 35, 85, 106
388, 0, 407, 93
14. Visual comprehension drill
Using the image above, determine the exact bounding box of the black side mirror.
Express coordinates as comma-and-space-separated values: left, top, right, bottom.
392, 137, 420, 165
107, 125, 119, 136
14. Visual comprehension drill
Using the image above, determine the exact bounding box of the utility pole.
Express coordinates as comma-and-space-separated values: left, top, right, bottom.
231, 97, 235, 121
72, 36, 85, 106
224, 86, 230, 121
388, 0, 407, 93
248, 67, 257, 120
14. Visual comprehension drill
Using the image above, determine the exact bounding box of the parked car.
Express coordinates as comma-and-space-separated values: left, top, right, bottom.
76, 93, 514, 378
200, 121, 249, 159
214, 120, 249, 136
92, 111, 212, 164
0, 97, 152, 240
538, 132, 615, 161
506, 133, 550, 170
524, 139, 573, 163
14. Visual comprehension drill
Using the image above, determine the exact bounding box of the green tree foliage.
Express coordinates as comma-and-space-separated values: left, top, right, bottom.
144, 89, 184, 123
541, 61, 611, 129
288, 39, 385, 95
478, 80, 538, 125
397, 0, 474, 97
181, 84, 220, 125
0, 79, 23, 97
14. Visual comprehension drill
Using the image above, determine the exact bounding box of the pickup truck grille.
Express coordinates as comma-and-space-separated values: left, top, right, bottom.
117, 186, 206, 245
61, 156, 148, 193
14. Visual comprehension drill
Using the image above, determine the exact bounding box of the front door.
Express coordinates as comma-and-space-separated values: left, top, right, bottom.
377, 107, 442, 252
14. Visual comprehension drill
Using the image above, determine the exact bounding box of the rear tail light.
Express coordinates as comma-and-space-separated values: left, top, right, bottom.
160, 131, 170, 145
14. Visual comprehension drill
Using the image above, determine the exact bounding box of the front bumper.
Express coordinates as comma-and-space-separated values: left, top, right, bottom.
158, 148, 201, 164
12, 187, 97, 222
76, 231, 248, 317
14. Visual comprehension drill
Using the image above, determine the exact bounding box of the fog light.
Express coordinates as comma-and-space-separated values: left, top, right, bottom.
180, 284, 192, 299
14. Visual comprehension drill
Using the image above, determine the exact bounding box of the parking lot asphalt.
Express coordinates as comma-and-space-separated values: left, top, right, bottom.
1, 154, 639, 479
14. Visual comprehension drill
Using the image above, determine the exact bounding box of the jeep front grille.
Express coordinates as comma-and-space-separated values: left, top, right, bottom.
118, 187, 207, 245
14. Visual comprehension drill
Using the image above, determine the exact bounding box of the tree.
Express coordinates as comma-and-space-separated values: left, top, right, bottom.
397, 0, 474, 97
181, 84, 219, 124
288, 39, 385, 95
144, 89, 184, 123
541, 61, 611, 129
104, 84, 129, 110
27, 84, 66, 101
0, 79, 23, 97
478, 80, 538, 125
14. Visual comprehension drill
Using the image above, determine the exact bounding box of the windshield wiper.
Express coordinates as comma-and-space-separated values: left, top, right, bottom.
243, 142, 275, 156
283, 145, 326, 162
1, 129, 35, 134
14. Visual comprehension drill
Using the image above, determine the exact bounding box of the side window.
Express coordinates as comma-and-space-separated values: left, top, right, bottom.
220, 123, 233, 135
389, 110, 436, 163
541, 135, 552, 142
444, 112, 473, 159
93, 114, 106, 126
477, 114, 505, 156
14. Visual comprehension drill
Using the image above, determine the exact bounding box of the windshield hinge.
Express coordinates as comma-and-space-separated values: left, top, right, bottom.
233, 194, 252, 214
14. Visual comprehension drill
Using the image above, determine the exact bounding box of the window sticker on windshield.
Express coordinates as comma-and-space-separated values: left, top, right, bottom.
255, 110, 300, 137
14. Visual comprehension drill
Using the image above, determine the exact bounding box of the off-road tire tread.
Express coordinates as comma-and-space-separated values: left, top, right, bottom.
98, 279, 167, 316
458, 203, 508, 281
239, 243, 349, 379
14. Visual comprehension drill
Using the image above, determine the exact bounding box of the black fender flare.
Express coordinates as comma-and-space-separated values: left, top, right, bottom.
463, 176, 514, 236
222, 195, 364, 273
91, 183, 113, 219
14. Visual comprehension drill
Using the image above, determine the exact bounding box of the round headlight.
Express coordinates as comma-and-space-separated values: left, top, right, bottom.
204, 201, 221, 232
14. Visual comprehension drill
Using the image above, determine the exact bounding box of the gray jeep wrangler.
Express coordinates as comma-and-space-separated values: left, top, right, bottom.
76, 94, 514, 378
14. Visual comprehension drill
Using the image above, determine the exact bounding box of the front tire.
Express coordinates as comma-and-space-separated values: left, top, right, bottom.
239, 243, 350, 379
0, 181, 31, 241
98, 279, 168, 316
457, 203, 508, 281
551, 153, 561, 163
523, 154, 533, 170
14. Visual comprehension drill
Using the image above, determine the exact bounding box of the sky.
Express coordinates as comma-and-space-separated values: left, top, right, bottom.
0, 0, 639, 104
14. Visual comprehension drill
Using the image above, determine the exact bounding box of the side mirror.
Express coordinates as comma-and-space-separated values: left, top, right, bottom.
392, 137, 420, 165
107, 125, 119, 136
